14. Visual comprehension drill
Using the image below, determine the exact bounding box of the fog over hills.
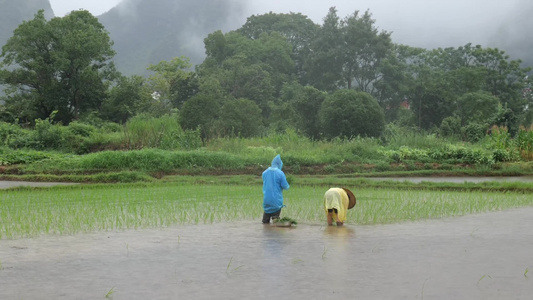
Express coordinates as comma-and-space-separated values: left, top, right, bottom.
1, 0, 532, 76
98, 0, 245, 75
98, 0, 533, 74
0, 0, 54, 47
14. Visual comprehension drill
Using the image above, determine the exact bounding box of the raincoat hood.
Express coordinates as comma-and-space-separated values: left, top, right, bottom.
271, 154, 283, 170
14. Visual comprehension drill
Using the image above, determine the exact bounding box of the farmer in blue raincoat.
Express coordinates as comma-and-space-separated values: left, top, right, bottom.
262, 154, 290, 223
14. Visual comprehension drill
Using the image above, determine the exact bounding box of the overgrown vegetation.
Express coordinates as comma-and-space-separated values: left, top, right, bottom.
1, 118, 533, 180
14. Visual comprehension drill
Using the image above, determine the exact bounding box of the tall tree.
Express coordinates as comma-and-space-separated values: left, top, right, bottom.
146, 56, 197, 109
199, 30, 294, 118
237, 12, 319, 84
340, 10, 393, 92
305, 7, 343, 91
0, 10, 117, 124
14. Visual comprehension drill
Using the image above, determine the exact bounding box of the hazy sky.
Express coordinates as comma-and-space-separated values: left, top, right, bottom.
50, 0, 122, 17
49, 0, 524, 50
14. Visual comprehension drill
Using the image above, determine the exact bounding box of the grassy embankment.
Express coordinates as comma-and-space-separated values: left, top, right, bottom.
1, 127, 532, 182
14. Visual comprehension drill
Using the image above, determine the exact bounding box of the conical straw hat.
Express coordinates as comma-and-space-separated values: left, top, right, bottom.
342, 188, 356, 209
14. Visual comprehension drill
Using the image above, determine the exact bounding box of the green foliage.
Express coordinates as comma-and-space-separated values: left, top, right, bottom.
440, 116, 461, 138
101, 75, 152, 123
457, 92, 499, 125
76, 149, 245, 172
461, 122, 487, 143
515, 125, 533, 160
237, 12, 319, 83
320, 89, 385, 139
383, 124, 447, 149
0, 10, 117, 124
489, 125, 512, 150
216, 98, 263, 138
146, 56, 196, 109
280, 83, 326, 139
380, 144, 494, 165
67, 121, 96, 137
123, 114, 201, 150
0, 148, 58, 166
32, 118, 67, 150
179, 94, 220, 140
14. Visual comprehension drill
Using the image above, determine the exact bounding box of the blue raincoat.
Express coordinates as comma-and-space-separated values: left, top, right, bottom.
262, 154, 290, 213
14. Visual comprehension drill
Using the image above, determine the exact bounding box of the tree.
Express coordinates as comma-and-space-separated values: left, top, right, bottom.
0, 10, 117, 124
179, 93, 220, 140
217, 98, 262, 137
237, 12, 319, 84
319, 89, 385, 139
277, 82, 326, 139
340, 10, 393, 92
305, 7, 343, 91
146, 56, 197, 109
100, 75, 152, 123
200, 30, 294, 118
406, 44, 530, 131
456, 92, 499, 126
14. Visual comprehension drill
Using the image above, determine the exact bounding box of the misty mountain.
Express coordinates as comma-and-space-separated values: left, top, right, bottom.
489, 1, 533, 69
0, 0, 54, 49
97, 0, 246, 75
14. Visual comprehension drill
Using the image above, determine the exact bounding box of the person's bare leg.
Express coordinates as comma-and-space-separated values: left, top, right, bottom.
327, 213, 333, 225
335, 215, 343, 226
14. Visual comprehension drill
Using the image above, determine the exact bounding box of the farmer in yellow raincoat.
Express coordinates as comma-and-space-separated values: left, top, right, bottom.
323, 187, 356, 226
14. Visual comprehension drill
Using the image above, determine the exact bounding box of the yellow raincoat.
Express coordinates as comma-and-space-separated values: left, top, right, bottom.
323, 188, 350, 222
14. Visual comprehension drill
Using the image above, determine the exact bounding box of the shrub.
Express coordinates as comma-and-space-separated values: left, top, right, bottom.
462, 122, 486, 143
32, 118, 66, 150
319, 89, 385, 139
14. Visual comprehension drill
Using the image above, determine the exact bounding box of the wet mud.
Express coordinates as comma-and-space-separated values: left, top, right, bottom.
1, 207, 532, 299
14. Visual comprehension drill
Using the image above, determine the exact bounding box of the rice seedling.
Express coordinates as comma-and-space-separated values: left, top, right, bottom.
525, 267, 529, 278
322, 246, 328, 260
225, 257, 243, 274
420, 277, 431, 300
1, 183, 533, 239
292, 258, 303, 264
104, 287, 115, 299
477, 274, 492, 286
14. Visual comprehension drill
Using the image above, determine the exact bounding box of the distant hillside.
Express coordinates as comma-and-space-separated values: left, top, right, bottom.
489, 3, 533, 70
0, 0, 54, 49
98, 0, 246, 76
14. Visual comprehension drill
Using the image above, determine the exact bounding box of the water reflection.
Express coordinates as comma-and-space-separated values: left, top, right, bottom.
1, 208, 533, 299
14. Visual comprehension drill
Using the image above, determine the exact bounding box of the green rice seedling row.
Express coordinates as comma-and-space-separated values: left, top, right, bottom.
1, 183, 533, 239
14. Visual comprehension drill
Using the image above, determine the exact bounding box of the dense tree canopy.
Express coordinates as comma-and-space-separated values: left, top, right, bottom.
1, 6, 532, 142
0, 10, 117, 124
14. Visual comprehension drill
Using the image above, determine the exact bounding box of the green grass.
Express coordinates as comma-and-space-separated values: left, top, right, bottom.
2, 182, 533, 239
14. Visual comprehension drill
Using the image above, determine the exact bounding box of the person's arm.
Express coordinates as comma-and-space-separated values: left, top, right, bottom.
280, 171, 290, 190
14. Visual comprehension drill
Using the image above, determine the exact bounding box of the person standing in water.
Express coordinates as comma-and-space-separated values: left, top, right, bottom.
323, 187, 356, 226
262, 154, 290, 224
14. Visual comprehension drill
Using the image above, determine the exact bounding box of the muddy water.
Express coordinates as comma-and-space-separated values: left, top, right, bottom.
1, 208, 532, 300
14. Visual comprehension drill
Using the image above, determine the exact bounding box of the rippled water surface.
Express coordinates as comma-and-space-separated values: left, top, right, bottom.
1, 207, 532, 299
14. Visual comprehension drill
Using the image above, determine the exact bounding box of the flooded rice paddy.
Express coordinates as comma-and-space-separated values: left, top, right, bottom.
1, 206, 532, 299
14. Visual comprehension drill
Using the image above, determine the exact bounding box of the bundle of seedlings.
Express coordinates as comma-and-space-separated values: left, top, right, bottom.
273, 217, 298, 227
